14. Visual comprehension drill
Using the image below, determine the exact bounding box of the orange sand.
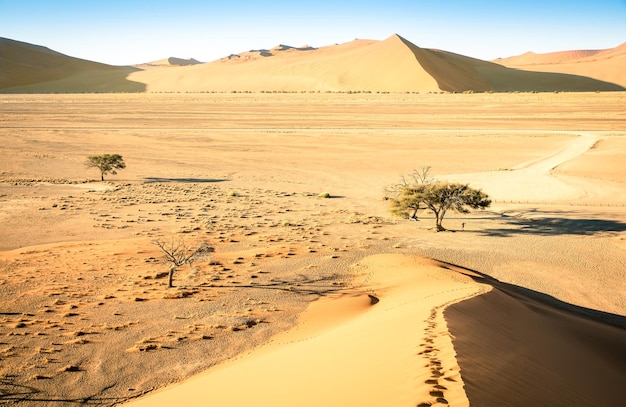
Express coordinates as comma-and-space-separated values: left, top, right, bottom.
125, 255, 486, 407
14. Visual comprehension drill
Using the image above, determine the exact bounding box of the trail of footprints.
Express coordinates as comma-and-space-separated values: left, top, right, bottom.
416, 307, 460, 407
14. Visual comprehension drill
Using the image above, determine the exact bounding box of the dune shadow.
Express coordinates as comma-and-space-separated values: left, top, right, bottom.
478, 210, 626, 237
444, 261, 626, 406
396, 35, 625, 92
104, 66, 147, 93
143, 177, 228, 183
442, 261, 626, 328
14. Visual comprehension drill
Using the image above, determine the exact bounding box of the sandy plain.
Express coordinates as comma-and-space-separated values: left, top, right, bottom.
1, 92, 625, 406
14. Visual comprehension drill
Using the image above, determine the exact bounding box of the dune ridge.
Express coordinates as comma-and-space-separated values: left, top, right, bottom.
124, 254, 486, 407
140, 57, 203, 67
0, 37, 145, 92
446, 270, 626, 407
1, 35, 624, 93
495, 42, 626, 88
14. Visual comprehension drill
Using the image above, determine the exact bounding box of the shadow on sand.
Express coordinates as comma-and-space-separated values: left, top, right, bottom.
199, 272, 350, 298
443, 261, 626, 328
0, 379, 130, 405
143, 177, 228, 183
444, 262, 626, 406
476, 209, 626, 237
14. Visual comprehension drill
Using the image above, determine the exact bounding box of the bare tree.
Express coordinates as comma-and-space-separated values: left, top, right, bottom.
385, 166, 436, 219
402, 166, 436, 185
152, 237, 214, 288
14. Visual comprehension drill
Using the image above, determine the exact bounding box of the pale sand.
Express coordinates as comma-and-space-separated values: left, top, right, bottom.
1, 93, 625, 406
125, 255, 486, 407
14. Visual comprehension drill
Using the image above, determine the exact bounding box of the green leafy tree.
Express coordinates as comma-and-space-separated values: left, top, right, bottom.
85, 154, 126, 181
389, 183, 427, 220
390, 181, 490, 231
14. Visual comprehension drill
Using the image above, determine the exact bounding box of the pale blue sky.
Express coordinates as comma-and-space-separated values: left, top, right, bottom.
1, 0, 625, 65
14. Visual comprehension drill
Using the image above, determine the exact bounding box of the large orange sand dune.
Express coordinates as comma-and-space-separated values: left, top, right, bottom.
495, 42, 626, 88
1, 34, 624, 92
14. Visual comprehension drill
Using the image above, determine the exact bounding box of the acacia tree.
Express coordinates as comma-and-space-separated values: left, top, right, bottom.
389, 184, 426, 220
386, 166, 436, 220
85, 154, 126, 181
390, 181, 491, 231
152, 237, 214, 288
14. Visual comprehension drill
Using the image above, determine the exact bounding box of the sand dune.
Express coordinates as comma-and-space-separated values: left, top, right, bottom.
495, 42, 626, 88
1, 35, 624, 93
125, 254, 486, 407
447, 272, 626, 407
140, 57, 203, 67
0, 37, 145, 92
127, 34, 624, 93
1, 92, 625, 406
127, 34, 443, 93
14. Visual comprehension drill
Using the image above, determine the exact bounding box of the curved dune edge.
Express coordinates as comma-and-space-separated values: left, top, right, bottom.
445, 279, 626, 406
124, 254, 488, 407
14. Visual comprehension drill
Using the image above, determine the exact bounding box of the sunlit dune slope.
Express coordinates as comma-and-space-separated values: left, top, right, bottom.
0, 37, 145, 92
129, 34, 624, 92
494, 42, 626, 88
1, 35, 624, 92
128, 34, 441, 92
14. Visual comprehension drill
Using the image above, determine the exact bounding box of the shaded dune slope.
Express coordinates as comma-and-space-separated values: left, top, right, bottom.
1, 35, 624, 92
399, 36, 624, 92
0, 37, 145, 92
494, 42, 626, 88
132, 34, 623, 92
446, 267, 626, 407
140, 57, 203, 67
128, 35, 442, 92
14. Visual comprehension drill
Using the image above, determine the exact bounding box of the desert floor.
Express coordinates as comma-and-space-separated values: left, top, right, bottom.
1, 92, 625, 406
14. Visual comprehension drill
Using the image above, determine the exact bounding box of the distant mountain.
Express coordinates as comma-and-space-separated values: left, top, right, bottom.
493, 42, 626, 89
1, 35, 624, 93
0, 37, 144, 92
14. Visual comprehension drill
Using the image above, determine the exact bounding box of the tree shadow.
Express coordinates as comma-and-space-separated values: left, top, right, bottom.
0, 379, 131, 405
143, 177, 228, 183
439, 261, 626, 328
477, 210, 626, 237
198, 272, 352, 298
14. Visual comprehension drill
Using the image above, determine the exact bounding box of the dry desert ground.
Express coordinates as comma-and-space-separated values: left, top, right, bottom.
1, 92, 625, 406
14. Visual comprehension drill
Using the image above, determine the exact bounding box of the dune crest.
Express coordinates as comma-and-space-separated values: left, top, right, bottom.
125, 254, 485, 407
2, 35, 624, 92
494, 42, 626, 88
0, 37, 145, 92
140, 57, 203, 67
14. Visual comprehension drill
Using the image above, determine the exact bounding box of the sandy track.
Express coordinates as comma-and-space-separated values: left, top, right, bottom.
444, 131, 617, 202
511, 131, 599, 172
